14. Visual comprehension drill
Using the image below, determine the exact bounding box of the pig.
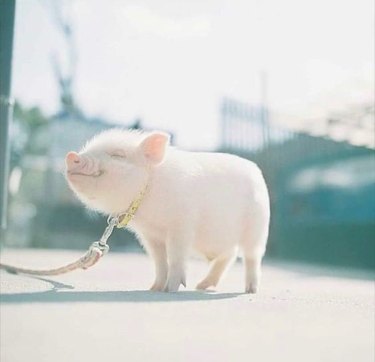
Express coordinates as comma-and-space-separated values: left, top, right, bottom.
65, 129, 270, 293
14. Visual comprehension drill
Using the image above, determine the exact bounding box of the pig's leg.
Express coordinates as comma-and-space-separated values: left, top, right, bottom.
164, 227, 192, 292
143, 241, 168, 292
242, 210, 269, 294
243, 256, 263, 293
196, 248, 237, 290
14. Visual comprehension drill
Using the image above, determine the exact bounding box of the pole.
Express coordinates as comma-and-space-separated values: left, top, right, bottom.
0, 0, 16, 233
260, 70, 269, 148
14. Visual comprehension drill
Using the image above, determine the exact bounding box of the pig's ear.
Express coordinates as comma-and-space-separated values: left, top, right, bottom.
140, 132, 170, 165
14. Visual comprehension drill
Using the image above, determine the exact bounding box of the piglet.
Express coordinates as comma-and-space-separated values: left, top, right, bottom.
65, 129, 270, 293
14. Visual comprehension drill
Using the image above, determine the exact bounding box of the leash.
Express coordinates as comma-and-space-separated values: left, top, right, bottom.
0, 180, 149, 276
0, 215, 117, 276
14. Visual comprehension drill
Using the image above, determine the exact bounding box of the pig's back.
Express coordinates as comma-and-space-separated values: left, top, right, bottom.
162, 150, 268, 216
191, 151, 267, 205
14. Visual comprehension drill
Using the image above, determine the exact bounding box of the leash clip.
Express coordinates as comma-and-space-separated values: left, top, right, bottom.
92, 215, 119, 254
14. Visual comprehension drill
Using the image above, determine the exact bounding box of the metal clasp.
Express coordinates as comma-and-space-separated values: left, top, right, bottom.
91, 215, 119, 254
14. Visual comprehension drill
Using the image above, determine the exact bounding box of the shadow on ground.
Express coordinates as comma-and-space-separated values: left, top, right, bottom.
0, 289, 243, 304
0, 274, 243, 304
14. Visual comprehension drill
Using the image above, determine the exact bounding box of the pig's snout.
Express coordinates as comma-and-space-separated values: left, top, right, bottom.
66, 152, 81, 165
65, 152, 101, 177
66, 152, 84, 171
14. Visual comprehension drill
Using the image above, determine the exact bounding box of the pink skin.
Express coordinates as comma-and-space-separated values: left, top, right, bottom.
65, 151, 107, 206
65, 152, 102, 177
64, 146, 150, 215
65, 132, 169, 213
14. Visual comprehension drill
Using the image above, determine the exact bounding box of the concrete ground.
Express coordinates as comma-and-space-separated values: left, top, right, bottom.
0, 248, 374, 362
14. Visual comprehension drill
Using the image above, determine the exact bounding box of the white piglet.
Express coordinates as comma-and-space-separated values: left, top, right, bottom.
65, 129, 270, 293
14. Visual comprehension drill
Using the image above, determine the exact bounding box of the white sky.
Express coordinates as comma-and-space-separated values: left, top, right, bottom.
12, 0, 374, 149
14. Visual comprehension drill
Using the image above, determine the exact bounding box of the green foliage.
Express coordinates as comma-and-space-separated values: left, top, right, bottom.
13, 101, 50, 155
14, 101, 48, 130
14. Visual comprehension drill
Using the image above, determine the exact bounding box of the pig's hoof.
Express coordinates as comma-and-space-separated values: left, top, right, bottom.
196, 280, 215, 290
245, 283, 258, 294
150, 281, 165, 292
163, 281, 181, 292
164, 274, 186, 292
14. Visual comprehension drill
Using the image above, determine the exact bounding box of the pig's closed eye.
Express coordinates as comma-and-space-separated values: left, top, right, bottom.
109, 151, 126, 159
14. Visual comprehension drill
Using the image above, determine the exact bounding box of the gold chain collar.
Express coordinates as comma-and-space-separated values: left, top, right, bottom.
116, 179, 150, 229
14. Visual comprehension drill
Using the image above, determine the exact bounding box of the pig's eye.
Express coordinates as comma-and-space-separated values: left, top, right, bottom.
109, 150, 126, 159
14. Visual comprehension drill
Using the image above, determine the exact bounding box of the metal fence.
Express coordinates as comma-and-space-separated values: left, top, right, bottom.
219, 97, 375, 269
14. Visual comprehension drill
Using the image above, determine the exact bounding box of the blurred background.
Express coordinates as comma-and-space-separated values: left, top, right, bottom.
1, 0, 374, 269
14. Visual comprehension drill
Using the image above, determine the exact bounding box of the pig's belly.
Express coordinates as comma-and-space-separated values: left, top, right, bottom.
189, 173, 258, 258
192, 208, 246, 259
193, 216, 243, 260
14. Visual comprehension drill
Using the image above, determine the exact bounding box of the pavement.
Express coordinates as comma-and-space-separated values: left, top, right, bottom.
0, 248, 374, 362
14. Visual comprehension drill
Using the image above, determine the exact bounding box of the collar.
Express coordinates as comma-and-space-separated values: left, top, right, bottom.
116, 179, 149, 229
